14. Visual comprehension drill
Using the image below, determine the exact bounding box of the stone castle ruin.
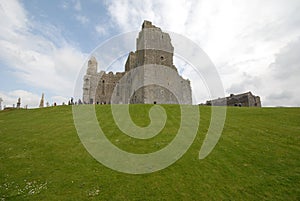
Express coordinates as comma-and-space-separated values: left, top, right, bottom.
83, 21, 192, 105
205, 91, 261, 107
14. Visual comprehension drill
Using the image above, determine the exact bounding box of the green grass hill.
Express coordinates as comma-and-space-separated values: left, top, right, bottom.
0, 105, 299, 200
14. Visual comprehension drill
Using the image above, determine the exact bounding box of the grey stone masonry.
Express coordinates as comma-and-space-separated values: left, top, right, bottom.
83, 20, 192, 105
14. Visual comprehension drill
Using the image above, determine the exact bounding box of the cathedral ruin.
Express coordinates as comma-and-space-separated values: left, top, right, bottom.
83, 21, 192, 105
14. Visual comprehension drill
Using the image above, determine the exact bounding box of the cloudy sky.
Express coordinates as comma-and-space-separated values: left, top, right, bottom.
0, 0, 299, 108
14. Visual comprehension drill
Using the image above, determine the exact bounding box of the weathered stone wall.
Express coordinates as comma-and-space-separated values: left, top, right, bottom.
95, 72, 125, 104
248, 94, 261, 107
125, 52, 136, 72
136, 22, 173, 54
142, 65, 191, 104
142, 85, 178, 104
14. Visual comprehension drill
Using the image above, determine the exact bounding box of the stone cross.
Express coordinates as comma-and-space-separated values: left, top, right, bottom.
17, 97, 21, 108
39, 93, 44, 108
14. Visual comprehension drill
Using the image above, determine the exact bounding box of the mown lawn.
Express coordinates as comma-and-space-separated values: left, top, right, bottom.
0, 105, 299, 200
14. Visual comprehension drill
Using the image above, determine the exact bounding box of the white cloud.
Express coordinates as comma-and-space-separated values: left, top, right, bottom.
95, 24, 107, 36
105, 0, 300, 106
227, 72, 262, 94
263, 37, 300, 106
0, 0, 87, 107
75, 14, 89, 24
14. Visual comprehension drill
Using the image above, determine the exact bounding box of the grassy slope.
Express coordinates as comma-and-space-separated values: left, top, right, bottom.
0, 105, 299, 200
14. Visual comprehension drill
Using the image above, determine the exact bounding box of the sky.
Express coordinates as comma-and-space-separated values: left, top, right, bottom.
0, 0, 299, 108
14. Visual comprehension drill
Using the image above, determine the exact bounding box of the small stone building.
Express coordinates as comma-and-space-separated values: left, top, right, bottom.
83, 21, 192, 105
205, 91, 261, 107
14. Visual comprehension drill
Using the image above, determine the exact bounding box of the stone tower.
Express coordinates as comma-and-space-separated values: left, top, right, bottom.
83, 56, 103, 104
121, 20, 192, 104
125, 21, 176, 72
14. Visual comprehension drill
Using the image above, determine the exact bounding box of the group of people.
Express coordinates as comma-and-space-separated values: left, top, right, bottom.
45, 98, 83, 107
67, 97, 83, 106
